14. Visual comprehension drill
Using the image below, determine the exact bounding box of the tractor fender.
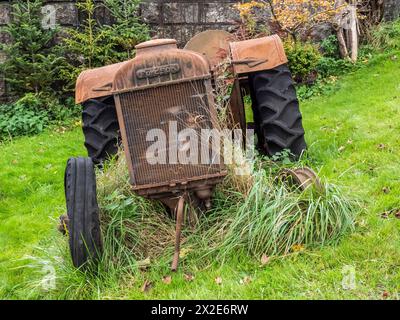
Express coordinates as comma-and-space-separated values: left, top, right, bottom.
229, 34, 288, 75
75, 61, 130, 104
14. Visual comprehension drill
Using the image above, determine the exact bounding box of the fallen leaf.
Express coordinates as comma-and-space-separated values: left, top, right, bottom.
184, 273, 194, 282
347, 139, 353, 144
141, 280, 152, 293
380, 209, 400, 219
382, 187, 390, 194
11, 159, 18, 165
215, 277, 222, 285
239, 276, 252, 285
137, 257, 151, 269
382, 291, 389, 299
377, 143, 386, 150
260, 254, 270, 266
57, 214, 69, 235
380, 211, 389, 219
179, 247, 192, 259
338, 146, 345, 153
162, 275, 172, 284
291, 244, 305, 252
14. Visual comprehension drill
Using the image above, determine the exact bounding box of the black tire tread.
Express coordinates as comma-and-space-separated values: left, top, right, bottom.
82, 98, 120, 164
65, 157, 102, 268
249, 64, 307, 157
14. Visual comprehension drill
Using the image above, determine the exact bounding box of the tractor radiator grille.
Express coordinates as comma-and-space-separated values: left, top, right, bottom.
117, 79, 222, 189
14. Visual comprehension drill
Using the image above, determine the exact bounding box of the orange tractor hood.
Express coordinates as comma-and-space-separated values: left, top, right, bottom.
75, 39, 210, 104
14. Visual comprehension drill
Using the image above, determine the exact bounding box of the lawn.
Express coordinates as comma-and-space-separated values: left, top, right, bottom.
0, 54, 399, 299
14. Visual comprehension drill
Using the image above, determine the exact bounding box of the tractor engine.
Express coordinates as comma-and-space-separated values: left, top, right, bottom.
111, 39, 225, 207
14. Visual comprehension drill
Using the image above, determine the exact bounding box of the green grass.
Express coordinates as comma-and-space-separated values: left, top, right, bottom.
1, 53, 400, 299
0, 127, 84, 298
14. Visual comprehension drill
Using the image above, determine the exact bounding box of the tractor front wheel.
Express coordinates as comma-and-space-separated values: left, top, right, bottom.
249, 64, 307, 158
82, 98, 120, 165
64, 157, 103, 268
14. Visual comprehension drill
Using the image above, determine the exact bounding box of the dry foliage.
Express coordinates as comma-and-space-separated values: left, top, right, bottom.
234, 0, 341, 41
266, 0, 340, 40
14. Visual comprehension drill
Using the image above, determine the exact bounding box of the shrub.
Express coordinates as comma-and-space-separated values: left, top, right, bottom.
0, 98, 48, 140
317, 35, 355, 78
0, 93, 80, 141
296, 79, 337, 101
320, 35, 340, 58
103, 0, 150, 59
233, 1, 269, 38
0, 0, 64, 96
366, 19, 400, 53
266, 0, 338, 41
316, 57, 355, 78
284, 41, 322, 83
59, 0, 150, 91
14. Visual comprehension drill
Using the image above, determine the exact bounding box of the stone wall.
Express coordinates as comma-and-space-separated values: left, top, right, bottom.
1, 0, 399, 45
0, 0, 268, 45
0, 2, 10, 99
140, 0, 269, 45
0, 0, 256, 100
384, 0, 400, 20
1, 0, 400, 100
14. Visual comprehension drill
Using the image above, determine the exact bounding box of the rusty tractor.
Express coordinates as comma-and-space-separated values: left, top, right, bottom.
61, 30, 311, 270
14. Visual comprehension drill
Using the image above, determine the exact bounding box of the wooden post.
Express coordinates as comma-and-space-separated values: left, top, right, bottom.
335, 0, 359, 62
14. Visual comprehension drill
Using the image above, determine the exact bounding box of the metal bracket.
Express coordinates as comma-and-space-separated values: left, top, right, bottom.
231, 58, 268, 68
171, 196, 185, 272
92, 83, 113, 92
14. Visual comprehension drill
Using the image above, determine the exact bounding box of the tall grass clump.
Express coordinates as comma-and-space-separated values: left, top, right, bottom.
91, 153, 358, 268
198, 164, 357, 260
95, 154, 177, 270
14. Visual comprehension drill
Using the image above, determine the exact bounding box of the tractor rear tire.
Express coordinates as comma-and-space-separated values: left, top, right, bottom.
82, 98, 120, 165
249, 64, 307, 158
64, 157, 103, 268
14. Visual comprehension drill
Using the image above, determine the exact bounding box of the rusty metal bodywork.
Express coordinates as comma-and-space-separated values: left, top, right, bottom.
75, 33, 291, 205
115, 39, 226, 202
75, 33, 291, 202
227, 35, 288, 134
281, 168, 323, 192
229, 35, 288, 75
82, 39, 226, 210
184, 30, 234, 69
185, 33, 289, 136
76, 61, 128, 104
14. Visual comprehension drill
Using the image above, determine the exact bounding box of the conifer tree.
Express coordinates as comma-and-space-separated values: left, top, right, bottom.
59, 0, 150, 91
0, 0, 63, 95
